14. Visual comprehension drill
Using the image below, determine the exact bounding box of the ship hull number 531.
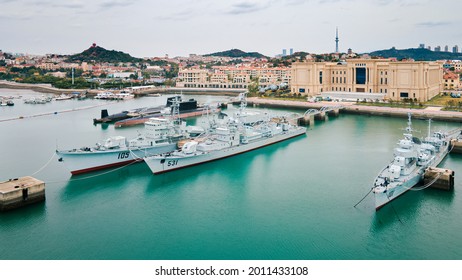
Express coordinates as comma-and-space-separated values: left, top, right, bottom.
167, 160, 178, 167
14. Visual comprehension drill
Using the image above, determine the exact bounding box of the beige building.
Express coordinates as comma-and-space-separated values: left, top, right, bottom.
443, 72, 460, 90
176, 66, 291, 89
291, 59, 443, 101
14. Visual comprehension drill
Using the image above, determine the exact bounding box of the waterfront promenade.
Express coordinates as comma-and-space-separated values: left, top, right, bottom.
246, 97, 462, 122
2, 81, 462, 122
0, 81, 243, 96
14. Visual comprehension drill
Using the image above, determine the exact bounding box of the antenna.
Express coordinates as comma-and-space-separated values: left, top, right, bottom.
406, 112, 412, 133
335, 27, 339, 53
427, 118, 432, 139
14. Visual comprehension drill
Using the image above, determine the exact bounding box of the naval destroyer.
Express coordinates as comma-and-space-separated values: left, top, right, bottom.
372, 114, 459, 210
143, 92, 307, 174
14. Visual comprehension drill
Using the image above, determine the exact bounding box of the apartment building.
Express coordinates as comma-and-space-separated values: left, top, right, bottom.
176, 66, 291, 89
443, 72, 461, 90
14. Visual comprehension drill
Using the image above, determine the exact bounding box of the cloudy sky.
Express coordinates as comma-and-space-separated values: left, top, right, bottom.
1, 0, 461, 57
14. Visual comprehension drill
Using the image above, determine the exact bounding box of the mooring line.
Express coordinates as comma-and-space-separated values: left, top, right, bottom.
0, 101, 118, 123
354, 188, 373, 208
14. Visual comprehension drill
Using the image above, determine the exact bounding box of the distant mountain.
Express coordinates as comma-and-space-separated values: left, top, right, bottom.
67, 44, 142, 63
204, 49, 267, 59
368, 47, 462, 61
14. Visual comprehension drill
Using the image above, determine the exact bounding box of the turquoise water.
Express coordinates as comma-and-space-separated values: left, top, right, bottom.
1, 89, 462, 260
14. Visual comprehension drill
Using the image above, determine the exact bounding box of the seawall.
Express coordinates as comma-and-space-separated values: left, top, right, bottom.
0, 80, 86, 94
244, 97, 462, 123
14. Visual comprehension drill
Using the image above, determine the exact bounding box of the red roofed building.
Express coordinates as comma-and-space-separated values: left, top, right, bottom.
443, 72, 460, 90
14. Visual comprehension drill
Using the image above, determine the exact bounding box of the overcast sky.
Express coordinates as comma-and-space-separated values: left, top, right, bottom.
1, 0, 461, 58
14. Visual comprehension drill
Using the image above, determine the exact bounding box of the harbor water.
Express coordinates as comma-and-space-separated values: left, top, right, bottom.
1, 88, 462, 260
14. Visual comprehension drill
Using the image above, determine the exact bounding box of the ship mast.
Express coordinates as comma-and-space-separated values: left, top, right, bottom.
239, 91, 247, 114
427, 118, 432, 139
404, 112, 413, 140
171, 96, 181, 126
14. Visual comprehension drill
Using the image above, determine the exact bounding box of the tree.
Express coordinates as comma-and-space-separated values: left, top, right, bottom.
247, 76, 259, 97
164, 79, 175, 87
446, 100, 456, 109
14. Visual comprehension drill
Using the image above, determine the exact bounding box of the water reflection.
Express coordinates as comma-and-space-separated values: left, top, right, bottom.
0, 202, 46, 226
60, 162, 151, 200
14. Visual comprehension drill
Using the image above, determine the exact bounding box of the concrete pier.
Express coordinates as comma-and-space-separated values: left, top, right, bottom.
423, 167, 454, 191
0, 176, 45, 211
314, 111, 326, 121
297, 115, 314, 126
327, 108, 340, 117
450, 139, 462, 154
243, 97, 462, 123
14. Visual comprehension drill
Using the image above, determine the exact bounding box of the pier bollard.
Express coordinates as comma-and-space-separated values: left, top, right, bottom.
423, 167, 454, 191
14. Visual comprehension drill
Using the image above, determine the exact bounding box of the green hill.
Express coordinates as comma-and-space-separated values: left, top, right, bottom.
204, 49, 267, 59
67, 44, 142, 63
368, 47, 462, 61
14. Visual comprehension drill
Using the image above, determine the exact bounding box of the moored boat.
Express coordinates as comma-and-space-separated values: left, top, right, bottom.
372, 114, 459, 210
57, 114, 197, 175
55, 94, 73, 101
143, 92, 306, 174
94, 91, 115, 100
113, 96, 213, 128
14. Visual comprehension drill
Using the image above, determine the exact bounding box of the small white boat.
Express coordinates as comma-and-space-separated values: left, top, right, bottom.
113, 92, 134, 100
94, 91, 115, 99
55, 94, 73, 101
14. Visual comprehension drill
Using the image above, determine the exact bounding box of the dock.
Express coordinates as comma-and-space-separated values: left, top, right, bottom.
451, 139, 462, 153
423, 167, 455, 191
240, 97, 462, 123
0, 176, 45, 211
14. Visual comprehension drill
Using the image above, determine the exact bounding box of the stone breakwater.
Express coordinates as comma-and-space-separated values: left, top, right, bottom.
0, 82, 242, 96
245, 97, 462, 123
0, 80, 85, 94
